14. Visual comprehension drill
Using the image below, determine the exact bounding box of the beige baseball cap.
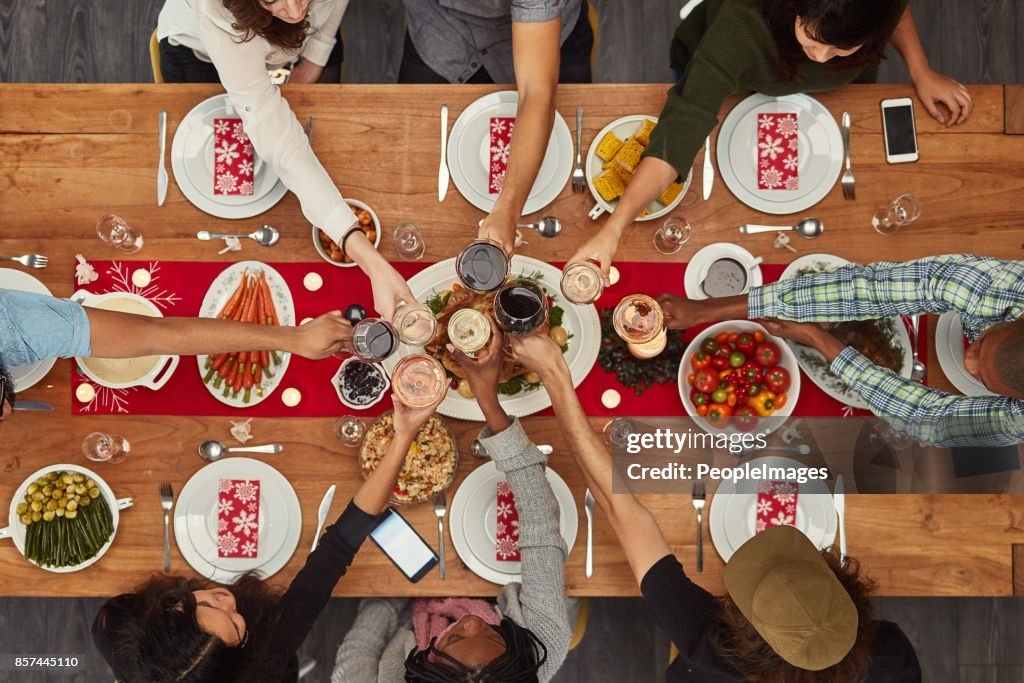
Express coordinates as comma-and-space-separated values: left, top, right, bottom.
723, 526, 858, 671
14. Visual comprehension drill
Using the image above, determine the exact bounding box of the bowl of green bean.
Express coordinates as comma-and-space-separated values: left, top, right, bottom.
0, 464, 133, 573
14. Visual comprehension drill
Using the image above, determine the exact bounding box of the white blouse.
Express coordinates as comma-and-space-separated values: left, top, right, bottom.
158, 0, 358, 243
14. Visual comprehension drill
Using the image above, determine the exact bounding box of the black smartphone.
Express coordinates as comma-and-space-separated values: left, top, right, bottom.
369, 507, 438, 582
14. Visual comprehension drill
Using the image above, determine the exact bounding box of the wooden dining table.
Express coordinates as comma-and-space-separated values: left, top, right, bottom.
1, 83, 1023, 599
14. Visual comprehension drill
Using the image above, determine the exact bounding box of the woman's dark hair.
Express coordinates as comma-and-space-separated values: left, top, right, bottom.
758, 0, 905, 81
711, 547, 879, 683
92, 573, 281, 682
404, 618, 547, 683
222, 0, 311, 51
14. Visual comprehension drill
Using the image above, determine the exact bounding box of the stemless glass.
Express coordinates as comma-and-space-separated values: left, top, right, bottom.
448, 308, 492, 355
560, 260, 604, 305
603, 417, 638, 449
334, 416, 366, 448
872, 194, 922, 235
456, 238, 510, 292
392, 301, 438, 346
349, 318, 399, 362
393, 223, 426, 261
613, 294, 667, 358
392, 354, 447, 408
653, 214, 692, 255
494, 278, 548, 336
82, 432, 130, 464
96, 215, 143, 254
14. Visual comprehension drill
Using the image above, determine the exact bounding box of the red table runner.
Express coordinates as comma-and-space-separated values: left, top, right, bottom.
71, 260, 926, 419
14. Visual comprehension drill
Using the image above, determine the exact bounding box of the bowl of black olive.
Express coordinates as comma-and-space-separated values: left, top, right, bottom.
332, 357, 390, 410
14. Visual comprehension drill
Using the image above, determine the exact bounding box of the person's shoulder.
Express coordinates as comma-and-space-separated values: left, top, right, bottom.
195, 0, 241, 33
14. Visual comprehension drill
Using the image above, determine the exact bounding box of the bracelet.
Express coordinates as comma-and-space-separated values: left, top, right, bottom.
340, 227, 367, 259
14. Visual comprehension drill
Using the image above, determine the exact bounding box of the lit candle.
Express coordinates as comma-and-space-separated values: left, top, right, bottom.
303, 272, 323, 292
75, 383, 96, 403
281, 387, 302, 407
608, 266, 620, 286
300, 317, 314, 326
132, 269, 151, 288
601, 389, 621, 409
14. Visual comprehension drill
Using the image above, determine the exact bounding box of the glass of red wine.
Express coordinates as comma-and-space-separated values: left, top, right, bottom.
456, 238, 510, 292
348, 318, 399, 362
493, 278, 548, 336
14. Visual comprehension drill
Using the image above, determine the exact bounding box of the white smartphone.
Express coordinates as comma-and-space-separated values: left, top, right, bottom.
369, 507, 438, 582
880, 97, 919, 164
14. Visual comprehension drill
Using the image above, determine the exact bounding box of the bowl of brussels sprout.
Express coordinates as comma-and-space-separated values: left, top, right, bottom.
0, 465, 133, 572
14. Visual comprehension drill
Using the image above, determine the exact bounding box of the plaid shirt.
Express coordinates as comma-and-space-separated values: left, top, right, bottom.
748, 255, 1024, 446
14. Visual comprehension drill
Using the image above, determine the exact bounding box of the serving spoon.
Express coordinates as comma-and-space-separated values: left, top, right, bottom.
198, 440, 283, 462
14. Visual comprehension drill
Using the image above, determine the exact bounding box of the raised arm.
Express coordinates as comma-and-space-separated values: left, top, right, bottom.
289, 0, 350, 82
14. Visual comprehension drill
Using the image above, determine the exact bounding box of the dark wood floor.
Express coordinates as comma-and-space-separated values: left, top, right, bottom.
1, 1, 1023, 681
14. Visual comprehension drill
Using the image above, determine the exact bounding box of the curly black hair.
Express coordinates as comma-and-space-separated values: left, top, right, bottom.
404, 618, 547, 683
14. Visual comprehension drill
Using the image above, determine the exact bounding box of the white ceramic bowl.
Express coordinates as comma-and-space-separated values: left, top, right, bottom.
331, 357, 390, 410
678, 320, 801, 436
0, 464, 133, 572
312, 199, 382, 268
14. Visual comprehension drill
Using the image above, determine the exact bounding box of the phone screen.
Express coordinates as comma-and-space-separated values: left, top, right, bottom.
883, 105, 917, 156
370, 509, 437, 580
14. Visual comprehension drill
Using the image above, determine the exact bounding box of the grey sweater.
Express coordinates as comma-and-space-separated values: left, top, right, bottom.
331, 418, 572, 682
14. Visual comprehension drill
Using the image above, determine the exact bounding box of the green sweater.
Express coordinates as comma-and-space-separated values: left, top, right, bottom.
645, 0, 899, 175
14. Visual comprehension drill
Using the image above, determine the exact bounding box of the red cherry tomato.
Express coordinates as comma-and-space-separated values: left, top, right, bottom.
735, 333, 756, 355
755, 342, 781, 367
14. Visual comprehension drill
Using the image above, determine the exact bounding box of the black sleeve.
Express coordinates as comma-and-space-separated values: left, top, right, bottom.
266, 499, 377, 674
865, 621, 922, 682
640, 554, 718, 657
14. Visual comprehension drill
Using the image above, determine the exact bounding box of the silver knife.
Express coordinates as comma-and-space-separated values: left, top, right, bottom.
12, 400, 53, 411
158, 109, 168, 207
310, 484, 336, 553
702, 135, 714, 200
438, 104, 449, 202
834, 475, 847, 567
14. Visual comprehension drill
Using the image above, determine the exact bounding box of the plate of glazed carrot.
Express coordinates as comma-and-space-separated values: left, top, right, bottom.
197, 261, 296, 407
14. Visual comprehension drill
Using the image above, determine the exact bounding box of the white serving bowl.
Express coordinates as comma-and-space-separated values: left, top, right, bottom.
311, 199, 382, 268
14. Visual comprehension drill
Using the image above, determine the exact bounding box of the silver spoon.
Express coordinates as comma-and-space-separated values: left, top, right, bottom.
909, 315, 927, 382
198, 440, 283, 462
739, 218, 823, 238
196, 225, 280, 247
516, 216, 562, 238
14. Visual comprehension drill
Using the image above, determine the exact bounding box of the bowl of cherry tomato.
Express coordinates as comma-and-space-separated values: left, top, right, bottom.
678, 321, 801, 436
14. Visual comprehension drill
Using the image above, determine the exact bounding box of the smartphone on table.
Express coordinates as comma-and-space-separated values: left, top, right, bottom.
369, 507, 438, 582
880, 97, 919, 164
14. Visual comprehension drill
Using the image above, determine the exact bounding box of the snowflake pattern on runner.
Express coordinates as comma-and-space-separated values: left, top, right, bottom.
755, 480, 798, 535
218, 479, 260, 558
213, 118, 255, 196
488, 117, 515, 194
495, 479, 521, 561
757, 113, 799, 191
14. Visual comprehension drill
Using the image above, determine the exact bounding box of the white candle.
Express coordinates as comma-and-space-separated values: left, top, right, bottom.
281, 387, 302, 407
601, 389, 622, 409
75, 383, 96, 403
608, 266, 620, 286
303, 272, 323, 292
300, 317, 314, 326
132, 269, 151, 288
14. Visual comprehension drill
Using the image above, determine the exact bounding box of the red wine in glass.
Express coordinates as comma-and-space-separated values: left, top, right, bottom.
456, 239, 509, 292
494, 279, 547, 336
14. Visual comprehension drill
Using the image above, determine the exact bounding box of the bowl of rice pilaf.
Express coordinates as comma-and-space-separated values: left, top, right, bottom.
359, 412, 459, 505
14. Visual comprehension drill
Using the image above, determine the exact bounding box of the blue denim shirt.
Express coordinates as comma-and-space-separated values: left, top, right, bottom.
0, 289, 92, 367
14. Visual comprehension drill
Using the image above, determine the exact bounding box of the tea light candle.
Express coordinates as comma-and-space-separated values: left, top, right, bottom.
303, 272, 323, 292
75, 383, 96, 403
608, 266, 620, 286
281, 387, 302, 407
601, 389, 621, 409
300, 317, 314, 326
132, 269, 151, 288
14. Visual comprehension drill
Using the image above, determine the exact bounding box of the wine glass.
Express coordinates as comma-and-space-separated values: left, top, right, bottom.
392, 301, 437, 346
96, 215, 143, 254
392, 354, 447, 408
334, 416, 366, 448
872, 194, 922, 235
393, 223, 425, 261
603, 417, 638, 448
456, 238, 510, 292
82, 432, 130, 464
448, 308, 492, 355
494, 278, 548, 336
348, 318, 399, 362
653, 214, 692, 255
560, 260, 604, 305
613, 294, 667, 358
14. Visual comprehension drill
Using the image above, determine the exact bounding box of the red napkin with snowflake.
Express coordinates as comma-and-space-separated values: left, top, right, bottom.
755, 480, 798, 533
217, 479, 260, 558
488, 117, 515, 195
757, 113, 799, 191
213, 118, 255, 196
495, 481, 520, 561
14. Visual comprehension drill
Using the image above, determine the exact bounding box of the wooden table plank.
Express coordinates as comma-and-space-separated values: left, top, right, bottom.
0, 83, 1020, 597
1005, 85, 1024, 134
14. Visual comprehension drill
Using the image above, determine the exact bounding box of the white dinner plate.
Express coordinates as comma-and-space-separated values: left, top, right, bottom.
171, 94, 288, 219
196, 261, 295, 408
778, 254, 914, 410
935, 312, 995, 397
386, 256, 600, 421
682, 242, 764, 301
585, 114, 693, 222
717, 93, 842, 215
449, 460, 578, 585
0, 269, 57, 391
709, 456, 836, 563
447, 91, 573, 215
173, 458, 301, 583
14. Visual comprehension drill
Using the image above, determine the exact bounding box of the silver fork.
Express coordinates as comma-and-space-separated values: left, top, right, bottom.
0, 254, 48, 269
432, 492, 447, 579
584, 489, 595, 579
691, 480, 706, 573
571, 106, 586, 194
841, 112, 855, 200
159, 482, 174, 573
